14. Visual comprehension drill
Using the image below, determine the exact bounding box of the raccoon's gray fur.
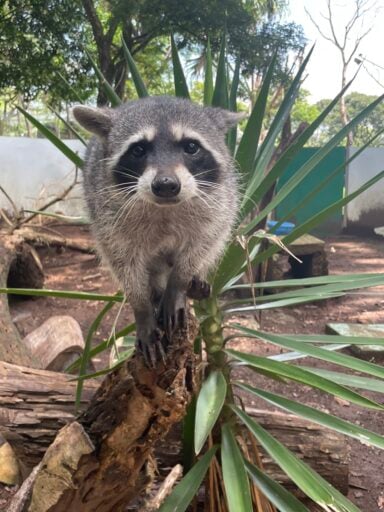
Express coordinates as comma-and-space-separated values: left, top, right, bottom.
73, 95, 243, 366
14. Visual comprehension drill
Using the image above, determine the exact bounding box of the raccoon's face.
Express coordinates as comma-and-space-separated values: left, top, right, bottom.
73, 96, 244, 207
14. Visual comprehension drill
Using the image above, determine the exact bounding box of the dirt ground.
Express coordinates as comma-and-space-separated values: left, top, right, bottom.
2, 225, 384, 511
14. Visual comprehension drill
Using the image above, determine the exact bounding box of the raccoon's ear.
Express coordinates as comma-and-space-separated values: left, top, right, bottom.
209, 108, 247, 133
72, 106, 113, 139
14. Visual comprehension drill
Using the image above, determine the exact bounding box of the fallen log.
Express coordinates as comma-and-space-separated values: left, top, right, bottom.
0, 233, 43, 367
0, 360, 99, 473
8, 316, 198, 512
2, 359, 349, 499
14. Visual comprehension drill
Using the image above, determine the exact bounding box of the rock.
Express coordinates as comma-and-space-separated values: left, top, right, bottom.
0, 435, 20, 485
326, 322, 384, 362
22, 316, 85, 372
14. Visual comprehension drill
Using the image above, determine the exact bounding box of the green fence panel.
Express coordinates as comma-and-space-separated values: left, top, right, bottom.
275, 147, 346, 234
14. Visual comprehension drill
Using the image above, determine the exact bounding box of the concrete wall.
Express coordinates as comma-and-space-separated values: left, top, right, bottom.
0, 137, 86, 217
345, 147, 384, 230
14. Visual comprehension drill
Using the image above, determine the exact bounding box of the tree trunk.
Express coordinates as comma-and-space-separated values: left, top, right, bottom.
8, 316, 199, 512
0, 234, 43, 367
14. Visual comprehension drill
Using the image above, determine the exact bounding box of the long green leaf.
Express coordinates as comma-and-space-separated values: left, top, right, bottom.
232, 406, 360, 512
243, 94, 384, 233
203, 39, 213, 106
224, 273, 384, 308
58, 72, 85, 104
302, 368, 384, 394
159, 446, 217, 512
247, 77, 355, 210
85, 49, 122, 107
48, 105, 87, 145
0, 287, 123, 302
252, 169, 384, 265
225, 349, 382, 410
121, 38, 149, 97
16, 106, 84, 168
227, 59, 241, 155
182, 396, 197, 473
242, 46, 315, 211
245, 460, 310, 512
66, 322, 136, 373
270, 127, 384, 234
212, 34, 228, 109
195, 370, 227, 454
235, 53, 277, 179
269, 333, 384, 345
221, 423, 253, 512
229, 271, 384, 290
75, 300, 115, 409
225, 292, 343, 312
232, 326, 384, 381
238, 383, 384, 450
171, 33, 190, 99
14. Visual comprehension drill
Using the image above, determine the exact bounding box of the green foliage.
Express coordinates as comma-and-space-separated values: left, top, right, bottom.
11, 34, 384, 512
0, 1, 93, 102
314, 92, 384, 147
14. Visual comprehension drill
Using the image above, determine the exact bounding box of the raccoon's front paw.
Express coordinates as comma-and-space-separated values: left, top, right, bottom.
136, 326, 167, 368
187, 276, 211, 300
158, 287, 187, 341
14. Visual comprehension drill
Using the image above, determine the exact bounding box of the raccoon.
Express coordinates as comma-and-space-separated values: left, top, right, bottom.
73, 96, 243, 366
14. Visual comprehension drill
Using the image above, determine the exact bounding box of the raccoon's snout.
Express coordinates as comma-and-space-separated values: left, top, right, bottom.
151, 176, 181, 198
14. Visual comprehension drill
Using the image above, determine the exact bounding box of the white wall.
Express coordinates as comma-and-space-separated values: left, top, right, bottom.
346, 147, 384, 229
0, 137, 86, 217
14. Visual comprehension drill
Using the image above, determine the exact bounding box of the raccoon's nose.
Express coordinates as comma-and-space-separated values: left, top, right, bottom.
151, 176, 181, 198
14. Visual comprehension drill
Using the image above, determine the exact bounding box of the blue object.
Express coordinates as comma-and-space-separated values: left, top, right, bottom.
267, 220, 295, 235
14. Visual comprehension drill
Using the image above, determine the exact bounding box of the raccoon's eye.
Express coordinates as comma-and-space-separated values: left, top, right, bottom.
183, 140, 200, 155
129, 143, 147, 158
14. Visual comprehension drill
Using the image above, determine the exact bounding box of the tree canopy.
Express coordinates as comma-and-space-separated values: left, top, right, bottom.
315, 92, 384, 147
0, 0, 305, 104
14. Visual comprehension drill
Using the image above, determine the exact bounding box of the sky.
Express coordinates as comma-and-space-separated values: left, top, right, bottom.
284, 0, 384, 102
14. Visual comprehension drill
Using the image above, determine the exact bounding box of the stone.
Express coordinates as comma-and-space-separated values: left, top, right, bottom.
326, 322, 384, 362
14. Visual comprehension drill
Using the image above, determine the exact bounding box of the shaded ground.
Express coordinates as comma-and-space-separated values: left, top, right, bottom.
3, 227, 384, 511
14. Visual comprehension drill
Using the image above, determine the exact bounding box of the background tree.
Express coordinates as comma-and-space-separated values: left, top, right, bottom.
313, 92, 384, 147
305, 0, 380, 147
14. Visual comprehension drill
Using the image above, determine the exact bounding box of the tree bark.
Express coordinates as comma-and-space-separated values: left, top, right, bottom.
0, 361, 99, 473
8, 316, 199, 512
0, 233, 42, 367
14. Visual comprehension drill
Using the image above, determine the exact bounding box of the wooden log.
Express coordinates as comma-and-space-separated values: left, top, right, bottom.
0, 233, 41, 367
0, 361, 99, 473
22, 315, 86, 372
2, 358, 350, 497
8, 316, 198, 512
155, 408, 349, 496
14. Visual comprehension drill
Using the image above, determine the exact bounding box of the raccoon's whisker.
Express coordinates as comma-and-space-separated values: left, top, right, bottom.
111, 195, 138, 234
95, 183, 138, 196
193, 168, 220, 178
95, 186, 138, 209
195, 181, 224, 191
112, 169, 140, 180
194, 189, 224, 211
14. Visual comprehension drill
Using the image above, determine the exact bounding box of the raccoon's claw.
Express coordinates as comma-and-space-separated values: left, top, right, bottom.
158, 288, 187, 341
136, 328, 167, 368
187, 276, 211, 300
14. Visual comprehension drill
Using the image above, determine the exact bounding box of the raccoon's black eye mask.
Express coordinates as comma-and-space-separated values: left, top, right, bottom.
113, 139, 150, 186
